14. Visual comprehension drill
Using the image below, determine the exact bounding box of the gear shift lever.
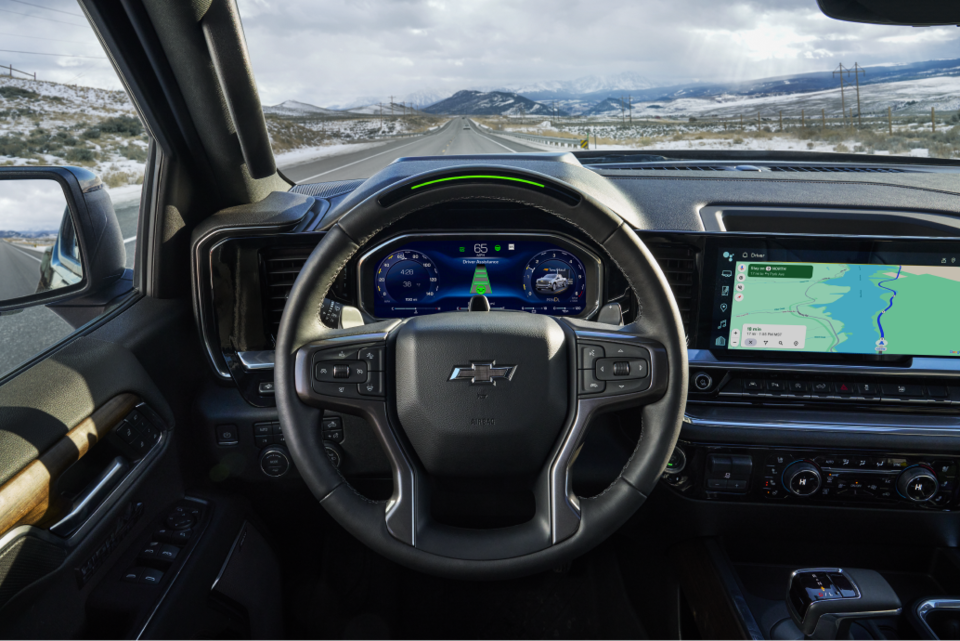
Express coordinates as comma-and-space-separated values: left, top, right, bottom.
786, 568, 901, 639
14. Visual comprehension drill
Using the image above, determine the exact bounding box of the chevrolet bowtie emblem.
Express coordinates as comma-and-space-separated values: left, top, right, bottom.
449, 362, 517, 385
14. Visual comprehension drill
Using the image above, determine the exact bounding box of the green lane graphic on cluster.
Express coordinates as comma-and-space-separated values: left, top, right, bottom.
470, 264, 492, 295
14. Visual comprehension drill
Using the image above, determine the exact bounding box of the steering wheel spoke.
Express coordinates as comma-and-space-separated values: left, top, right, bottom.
548, 327, 670, 544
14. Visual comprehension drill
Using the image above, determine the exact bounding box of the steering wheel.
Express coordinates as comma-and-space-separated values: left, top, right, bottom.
275, 166, 687, 580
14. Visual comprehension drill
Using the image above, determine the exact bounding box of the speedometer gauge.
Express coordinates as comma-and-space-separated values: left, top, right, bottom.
523, 249, 587, 308
375, 250, 440, 308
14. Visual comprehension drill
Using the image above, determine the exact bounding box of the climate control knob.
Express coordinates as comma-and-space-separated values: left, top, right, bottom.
783, 461, 821, 496
897, 466, 939, 502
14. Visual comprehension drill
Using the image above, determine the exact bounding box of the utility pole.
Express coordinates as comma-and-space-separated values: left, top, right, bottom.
779, 111, 782, 131
888, 106, 892, 134
620, 96, 625, 125
739, 113, 743, 131
851, 63, 865, 127
801, 108, 805, 128
821, 108, 825, 132
628, 95, 632, 124
932, 107, 936, 133
833, 64, 849, 127
390, 96, 394, 116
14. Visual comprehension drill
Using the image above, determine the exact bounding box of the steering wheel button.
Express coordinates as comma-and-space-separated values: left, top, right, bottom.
358, 346, 384, 371
579, 370, 605, 395
313, 381, 362, 398
333, 365, 350, 379
602, 378, 648, 395
314, 348, 358, 361
578, 344, 604, 369
359, 372, 385, 397
595, 357, 648, 381
601, 343, 648, 359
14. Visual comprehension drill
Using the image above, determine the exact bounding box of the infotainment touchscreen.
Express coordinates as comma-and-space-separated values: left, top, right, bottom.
705, 239, 960, 358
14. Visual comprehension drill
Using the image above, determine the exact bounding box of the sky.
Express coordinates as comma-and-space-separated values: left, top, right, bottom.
0, 0, 958, 108
0, 178, 68, 231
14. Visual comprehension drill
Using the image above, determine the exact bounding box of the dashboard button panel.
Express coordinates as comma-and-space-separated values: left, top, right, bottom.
662, 442, 960, 510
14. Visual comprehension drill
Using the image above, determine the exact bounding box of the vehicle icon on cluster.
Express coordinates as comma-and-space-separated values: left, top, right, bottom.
536, 272, 570, 292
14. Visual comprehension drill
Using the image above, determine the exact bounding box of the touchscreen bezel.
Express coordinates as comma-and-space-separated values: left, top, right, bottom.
356, 232, 603, 320
697, 233, 960, 363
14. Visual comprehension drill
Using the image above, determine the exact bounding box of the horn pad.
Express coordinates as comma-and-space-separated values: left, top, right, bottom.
393, 312, 569, 477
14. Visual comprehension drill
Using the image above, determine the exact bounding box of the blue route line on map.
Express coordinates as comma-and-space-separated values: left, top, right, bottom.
876, 265, 902, 340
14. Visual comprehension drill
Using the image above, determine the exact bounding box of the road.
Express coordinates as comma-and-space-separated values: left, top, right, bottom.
282, 118, 543, 183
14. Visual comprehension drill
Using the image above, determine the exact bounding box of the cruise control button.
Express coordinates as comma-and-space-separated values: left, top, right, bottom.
743, 379, 763, 392
316, 361, 367, 383
579, 370, 605, 394
359, 372, 385, 397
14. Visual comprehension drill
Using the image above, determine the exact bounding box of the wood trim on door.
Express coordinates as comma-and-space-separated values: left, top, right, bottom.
0, 393, 140, 536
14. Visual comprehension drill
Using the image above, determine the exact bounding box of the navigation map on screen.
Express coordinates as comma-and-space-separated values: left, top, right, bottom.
726, 262, 960, 356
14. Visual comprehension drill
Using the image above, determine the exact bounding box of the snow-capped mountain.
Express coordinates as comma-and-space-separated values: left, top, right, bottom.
423, 90, 560, 116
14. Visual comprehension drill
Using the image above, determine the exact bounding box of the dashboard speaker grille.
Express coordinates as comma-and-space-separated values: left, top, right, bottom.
645, 242, 699, 339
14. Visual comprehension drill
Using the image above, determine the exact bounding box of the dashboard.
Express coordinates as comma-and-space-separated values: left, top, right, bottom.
357, 233, 601, 319
191, 152, 960, 513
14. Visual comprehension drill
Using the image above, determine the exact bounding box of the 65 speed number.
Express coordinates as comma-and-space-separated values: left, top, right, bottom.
375, 250, 440, 304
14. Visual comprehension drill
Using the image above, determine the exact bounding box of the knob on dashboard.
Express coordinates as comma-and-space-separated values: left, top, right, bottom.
783, 461, 821, 496
897, 465, 939, 502
260, 446, 291, 478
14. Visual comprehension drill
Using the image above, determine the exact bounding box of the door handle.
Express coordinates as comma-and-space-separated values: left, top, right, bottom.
50, 456, 130, 537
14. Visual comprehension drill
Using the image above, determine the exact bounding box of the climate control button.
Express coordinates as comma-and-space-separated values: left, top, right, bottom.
783, 461, 822, 496
897, 466, 939, 502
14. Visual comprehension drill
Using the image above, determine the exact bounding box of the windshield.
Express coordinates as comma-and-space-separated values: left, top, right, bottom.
1, 1, 958, 185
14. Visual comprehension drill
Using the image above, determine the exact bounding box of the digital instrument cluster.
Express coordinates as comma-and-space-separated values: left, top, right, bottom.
359, 235, 600, 318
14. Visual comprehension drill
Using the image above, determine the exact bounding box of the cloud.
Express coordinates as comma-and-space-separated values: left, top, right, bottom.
2, 0, 957, 110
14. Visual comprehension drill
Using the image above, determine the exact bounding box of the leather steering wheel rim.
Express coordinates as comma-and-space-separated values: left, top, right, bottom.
275, 165, 688, 580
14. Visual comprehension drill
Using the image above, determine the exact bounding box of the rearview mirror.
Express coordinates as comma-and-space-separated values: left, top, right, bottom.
0, 167, 129, 325
817, 0, 960, 26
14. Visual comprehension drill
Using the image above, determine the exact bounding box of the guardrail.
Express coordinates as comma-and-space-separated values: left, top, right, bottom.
474, 121, 583, 148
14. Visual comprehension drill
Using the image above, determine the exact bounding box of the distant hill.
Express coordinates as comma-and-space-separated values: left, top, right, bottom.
262, 100, 341, 117
423, 90, 560, 116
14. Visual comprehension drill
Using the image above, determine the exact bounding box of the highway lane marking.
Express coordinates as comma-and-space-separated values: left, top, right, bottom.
476, 130, 517, 154
5, 243, 42, 263
123, 236, 137, 244
296, 124, 453, 183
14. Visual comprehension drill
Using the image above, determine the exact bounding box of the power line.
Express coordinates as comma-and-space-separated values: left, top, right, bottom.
0, 8, 87, 27
0, 32, 91, 45
9, 0, 84, 18
0, 48, 107, 59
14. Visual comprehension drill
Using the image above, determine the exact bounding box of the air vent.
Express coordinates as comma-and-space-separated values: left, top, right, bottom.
261, 251, 309, 342
645, 242, 699, 339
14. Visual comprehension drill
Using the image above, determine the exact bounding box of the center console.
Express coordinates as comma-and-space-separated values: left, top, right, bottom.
662, 443, 959, 510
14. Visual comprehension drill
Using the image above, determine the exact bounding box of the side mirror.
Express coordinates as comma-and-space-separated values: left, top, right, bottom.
0, 167, 130, 327
817, 0, 960, 26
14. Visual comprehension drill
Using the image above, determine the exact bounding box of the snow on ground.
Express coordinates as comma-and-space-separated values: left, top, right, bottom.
275, 141, 389, 168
